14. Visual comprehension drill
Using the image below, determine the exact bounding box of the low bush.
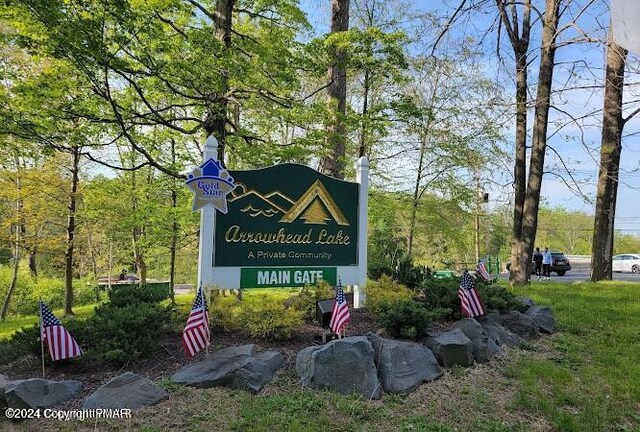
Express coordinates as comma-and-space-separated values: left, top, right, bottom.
287, 281, 335, 321
477, 282, 528, 313
107, 283, 169, 307
81, 301, 172, 365
239, 297, 304, 341
416, 277, 459, 319
365, 275, 413, 315
0, 324, 41, 365
208, 295, 242, 331
378, 300, 449, 339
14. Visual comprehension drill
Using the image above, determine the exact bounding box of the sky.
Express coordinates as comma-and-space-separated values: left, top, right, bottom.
300, 0, 640, 236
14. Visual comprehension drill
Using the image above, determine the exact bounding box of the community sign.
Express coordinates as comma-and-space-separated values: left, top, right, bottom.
215, 164, 361, 288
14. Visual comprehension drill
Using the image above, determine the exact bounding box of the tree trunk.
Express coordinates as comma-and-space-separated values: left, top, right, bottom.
206, 0, 235, 161
511, 0, 561, 286
64, 146, 80, 317
28, 245, 37, 280
496, 0, 531, 284
591, 36, 627, 281
322, 0, 350, 179
169, 140, 178, 305
358, 69, 370, 158
1, 158, 22, 321
408, 134, 427, 256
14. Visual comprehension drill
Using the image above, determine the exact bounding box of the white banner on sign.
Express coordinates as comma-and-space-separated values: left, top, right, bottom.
611, 0, 640, 54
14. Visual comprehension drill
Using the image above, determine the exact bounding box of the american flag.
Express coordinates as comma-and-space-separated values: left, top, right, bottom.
458, 270, 485, 318
476, 261, 492, 282
39, 302, 82, 361
182, 286, 210, 357
329, 279, 350, 334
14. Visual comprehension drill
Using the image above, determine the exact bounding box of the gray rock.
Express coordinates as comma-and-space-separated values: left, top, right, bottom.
374, 339, 442, 394
172, 345, 284, 393
501, 310, 540, 340
82, 372, 167, 410
0, 374, 9, 407
296, 336, 382, 400
5, 378, 82, 409
480, 321, 524, 347
424, 329, 473, 368
525, 306, 555, 334
453, 318, 499, 363
517, 296, 536, 311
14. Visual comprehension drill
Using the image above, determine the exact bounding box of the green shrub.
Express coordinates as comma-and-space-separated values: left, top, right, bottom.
239, 296, 303, 341
82, 301, 171, 365
0, 324, 41, 365
208, 295, 242, 331
107, 283, 169, 307
416, 277, 460, 319
378, 300, 449, 339
287, 281, 335, 321
365, 275, 413, 315
477, 282, 528, 313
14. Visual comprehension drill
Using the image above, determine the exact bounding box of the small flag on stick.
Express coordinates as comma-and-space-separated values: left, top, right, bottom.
329, 279, 351, 335
39, 302, 83, 361
458, 270, 485, 318
476, 260, 493, 283
182, 286, 210, 357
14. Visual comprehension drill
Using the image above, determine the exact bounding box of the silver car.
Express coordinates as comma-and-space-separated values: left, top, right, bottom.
612, 254, 640, 274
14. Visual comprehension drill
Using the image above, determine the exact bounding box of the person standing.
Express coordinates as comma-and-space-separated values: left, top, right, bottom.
533, 247, 543, 280
542, 247, 552, 280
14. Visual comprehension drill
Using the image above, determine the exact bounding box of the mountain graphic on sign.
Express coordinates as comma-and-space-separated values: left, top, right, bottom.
280, 180, 349, 226
230, 183, 293, 217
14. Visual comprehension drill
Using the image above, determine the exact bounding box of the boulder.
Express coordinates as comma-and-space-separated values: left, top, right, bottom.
0, 374, 9, 407
501, 310, 539, 340
525, 306, 555, 334
452, 318, 500, 363
82, 372, 167, 410
479, 321, 524, 347
424, 329, 473, 368
172, 345, 284, 393
5, 378, 82, 409
296, 336, 382, 400
368, 336, 442, 394
517, 296, 536, 311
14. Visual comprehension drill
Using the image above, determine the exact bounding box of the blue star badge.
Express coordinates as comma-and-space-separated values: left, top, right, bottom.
185, 159, 235, 213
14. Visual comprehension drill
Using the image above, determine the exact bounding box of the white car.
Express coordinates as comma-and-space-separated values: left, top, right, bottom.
612, 254, 640, 274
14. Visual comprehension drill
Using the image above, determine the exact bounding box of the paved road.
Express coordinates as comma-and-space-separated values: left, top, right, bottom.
499, 269, 640, 283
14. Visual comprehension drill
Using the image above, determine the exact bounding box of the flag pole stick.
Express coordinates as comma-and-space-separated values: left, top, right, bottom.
39, 299, 45, 378
205, 285, 210, 356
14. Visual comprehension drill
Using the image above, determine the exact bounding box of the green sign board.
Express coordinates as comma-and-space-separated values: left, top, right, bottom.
240, 267, 337, 288
214, 164, 359, 267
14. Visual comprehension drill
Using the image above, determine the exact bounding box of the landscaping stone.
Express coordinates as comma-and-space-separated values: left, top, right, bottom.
172, 344, 284, 393
83, 372, 167, 410
296, 336, 382, 400
424, 328, 473, 368
5, 378, 82, 409
0, 374, 9, 407
500, 310, 539, 340
517, 296, 536, 311
525, 306, 555, 334
365, 334, 442, 394
452, 318, 500, 363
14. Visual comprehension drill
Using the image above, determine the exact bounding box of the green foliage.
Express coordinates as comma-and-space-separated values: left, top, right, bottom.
477, 281, 527, 313
239, 296, 303, 341
287, 281, 334, 321
365, 275, 413, 315
0, 324, 40, 365
81, 301, 171, 365
0, 266, 99, 316
416, 277, 459, 319
107, 283, 170, 307
208, 295, 242, 332
378, 300, 448, 339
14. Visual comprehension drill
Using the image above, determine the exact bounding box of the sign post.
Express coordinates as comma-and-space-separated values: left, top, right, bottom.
355, 156, 369, 308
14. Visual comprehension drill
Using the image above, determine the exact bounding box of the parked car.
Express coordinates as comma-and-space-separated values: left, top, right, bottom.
506, 251, 572, 276
612, 254, 640, 274
550, 252, 571, 276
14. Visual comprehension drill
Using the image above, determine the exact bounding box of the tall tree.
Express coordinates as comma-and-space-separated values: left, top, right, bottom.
590, 34, 627, 281
322, 0, 350, 179
509, 0, 562, 286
